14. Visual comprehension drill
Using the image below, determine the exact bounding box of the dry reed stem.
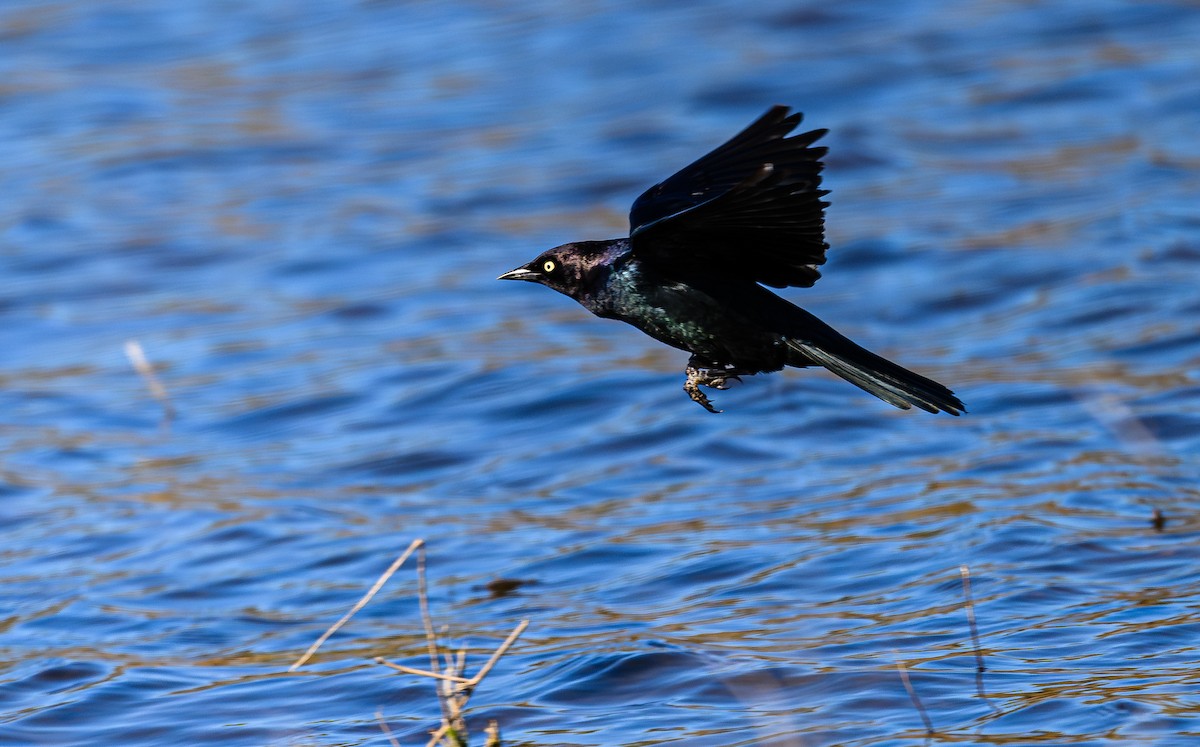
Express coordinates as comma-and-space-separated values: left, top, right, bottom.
464, 620, 529, 691
425, 723, 451, 747
417, 544, 458, 733
124, 339, 175, 422
374, 659, 470, 683
383, 614, 526, 745
294, 538, 526, 745
959, 566, 984, 673
960, 565, 1001, 713
375, 709, 401, 747
895, 658, 933, 734
484, 720, 501, 747
289, 538, 424, 671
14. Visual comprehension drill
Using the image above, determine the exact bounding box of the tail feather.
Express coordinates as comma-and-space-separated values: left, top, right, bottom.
787, 338, 964, 416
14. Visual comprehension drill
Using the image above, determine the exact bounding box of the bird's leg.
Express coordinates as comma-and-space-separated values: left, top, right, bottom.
683, 359, 746, 413
683, 367, 719, 413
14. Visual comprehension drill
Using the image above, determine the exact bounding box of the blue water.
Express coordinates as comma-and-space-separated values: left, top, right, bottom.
2, 1, 1199, 744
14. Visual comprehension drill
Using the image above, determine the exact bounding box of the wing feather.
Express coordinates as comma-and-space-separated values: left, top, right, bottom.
629, 106, 830, 289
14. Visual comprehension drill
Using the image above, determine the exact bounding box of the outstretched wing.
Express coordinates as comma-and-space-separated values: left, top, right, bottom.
628, 106, 830, 289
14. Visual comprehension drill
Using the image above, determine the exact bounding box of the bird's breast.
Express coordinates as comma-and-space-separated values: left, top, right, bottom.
593, 261, 786, 369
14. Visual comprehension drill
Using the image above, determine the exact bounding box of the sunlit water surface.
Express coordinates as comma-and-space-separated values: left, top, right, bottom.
2, 1, 1199, 745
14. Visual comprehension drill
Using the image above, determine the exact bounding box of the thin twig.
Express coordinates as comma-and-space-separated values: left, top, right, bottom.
1076, 390, 1161, 456
484, 720, 501, 747
374, 658, 471, 683
124, 340, 175, 422
959, 566, 985, 673
417, 544, 458, 733
425, 723, 450, 747
375, 710, 401, 747
443, 649, 460, 684
462, 620, 529, 691
289, 539, 423, 671
896, 658, 933, 734
418, 545, 441, 675
300, 539, 521, 745
960, 565, 1001, 713
415, 620, 528, 746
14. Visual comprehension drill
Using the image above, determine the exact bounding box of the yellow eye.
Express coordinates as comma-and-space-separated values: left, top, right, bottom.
543, 260, 556, 273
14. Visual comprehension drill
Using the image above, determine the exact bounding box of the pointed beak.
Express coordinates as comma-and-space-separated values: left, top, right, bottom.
498, 266, 538, 282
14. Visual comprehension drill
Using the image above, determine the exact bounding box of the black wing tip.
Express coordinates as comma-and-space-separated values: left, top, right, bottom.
758, 106, 827, 140
745, 105, 807, 138
913, 392, 966, 416
800, 130, 829, 147
763, 104, 797, 121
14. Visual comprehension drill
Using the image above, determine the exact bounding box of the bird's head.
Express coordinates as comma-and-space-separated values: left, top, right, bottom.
498, 239, 625, 300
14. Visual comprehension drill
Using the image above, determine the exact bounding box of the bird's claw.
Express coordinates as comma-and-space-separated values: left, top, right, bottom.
684, 365, 744, 413
684, 376, 721, 413
709, 374, 743, 390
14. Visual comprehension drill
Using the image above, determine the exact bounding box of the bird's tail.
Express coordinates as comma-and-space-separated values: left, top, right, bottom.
786, 322, 964, 415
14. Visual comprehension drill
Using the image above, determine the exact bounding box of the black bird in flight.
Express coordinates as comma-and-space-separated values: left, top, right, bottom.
499, 106, 963, 415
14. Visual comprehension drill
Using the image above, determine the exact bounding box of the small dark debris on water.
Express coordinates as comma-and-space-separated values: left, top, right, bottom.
485, 578, 534, 598
1151, 508, 1166, 531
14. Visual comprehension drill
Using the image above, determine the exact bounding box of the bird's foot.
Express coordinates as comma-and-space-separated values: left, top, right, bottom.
683, 365, 744, 413
684, 371, 720, 413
